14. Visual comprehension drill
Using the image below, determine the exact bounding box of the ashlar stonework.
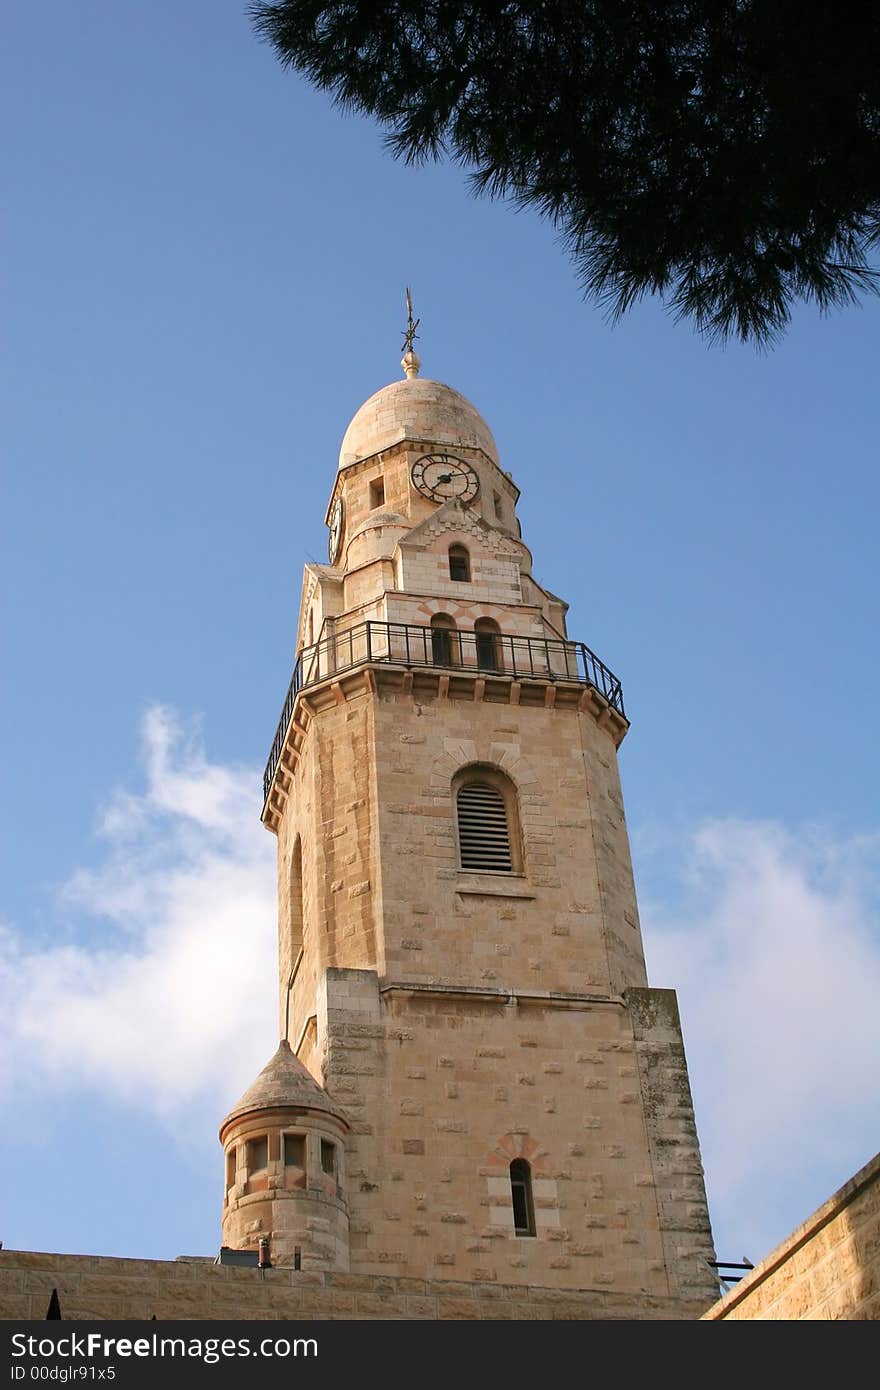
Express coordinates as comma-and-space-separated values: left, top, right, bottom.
245, 356, 719, 1313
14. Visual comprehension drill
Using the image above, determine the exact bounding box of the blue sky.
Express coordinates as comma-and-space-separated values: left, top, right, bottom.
3, 4, 879, 1286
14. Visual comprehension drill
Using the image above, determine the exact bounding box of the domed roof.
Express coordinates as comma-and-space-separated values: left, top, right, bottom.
219, 1040, 347, 1135
338, 376, 499, 471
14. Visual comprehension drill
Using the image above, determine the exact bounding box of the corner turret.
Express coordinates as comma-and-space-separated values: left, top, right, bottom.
219, 1040, 350, 1271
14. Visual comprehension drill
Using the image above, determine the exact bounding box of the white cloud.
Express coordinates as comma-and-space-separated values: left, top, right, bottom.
637, 817, 880, 1262
0, 706, 277, 1115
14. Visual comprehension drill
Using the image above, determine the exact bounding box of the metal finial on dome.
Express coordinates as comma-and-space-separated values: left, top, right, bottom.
401, 286, 421, 379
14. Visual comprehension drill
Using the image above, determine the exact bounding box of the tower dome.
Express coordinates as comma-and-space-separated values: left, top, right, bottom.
338, 376, 500, 471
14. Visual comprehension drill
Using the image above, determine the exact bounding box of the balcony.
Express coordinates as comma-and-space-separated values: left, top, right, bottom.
263, 620, 626, 806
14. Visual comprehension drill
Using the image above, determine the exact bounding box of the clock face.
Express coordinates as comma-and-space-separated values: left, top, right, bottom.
411, 453, 479, 505
328, 497, 344, 564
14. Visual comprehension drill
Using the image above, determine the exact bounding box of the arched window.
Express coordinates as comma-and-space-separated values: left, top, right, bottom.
510, 1159, 536, 1237
474, 617, 503, 671
449, 545, 470, 582
431, 613, 458, 667
454, 767, 520, 873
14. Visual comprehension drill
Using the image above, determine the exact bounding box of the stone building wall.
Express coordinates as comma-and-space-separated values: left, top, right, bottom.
318, 968, 716, 1300
264, 646, 716, 1301
0, 1250, 711, 1322
702, 1151, 880, 1320
371, 690, 642, 995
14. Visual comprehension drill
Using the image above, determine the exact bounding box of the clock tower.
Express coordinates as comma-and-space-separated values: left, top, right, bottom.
220, 332, 718, 1312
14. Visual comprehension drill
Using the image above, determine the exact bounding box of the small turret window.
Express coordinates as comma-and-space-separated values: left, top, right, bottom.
321, 1140, 336, 1176
369, 477, 385, 508
225, 1148, 236, 1189
247, 1137, 268, 1172
449, 545, 470, 582
284, 1134, 305, 1168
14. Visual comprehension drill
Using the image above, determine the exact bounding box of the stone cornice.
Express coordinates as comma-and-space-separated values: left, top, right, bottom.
261, 664, 628, 833
380, 982, 624, 1010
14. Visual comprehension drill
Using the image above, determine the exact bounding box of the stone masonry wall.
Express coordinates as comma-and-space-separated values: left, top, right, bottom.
371, 691, 647, 998
627, 988, 717, 1300
317, 968, 715, 1302
276, 687, 383, 1046
702, 1150, 880, 1320
0, 1250, 710, 1321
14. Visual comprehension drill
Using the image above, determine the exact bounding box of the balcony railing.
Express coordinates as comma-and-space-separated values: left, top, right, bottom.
263, 620, 626, 804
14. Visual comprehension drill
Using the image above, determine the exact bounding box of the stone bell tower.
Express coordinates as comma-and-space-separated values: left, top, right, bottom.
222, 319, 717, 1310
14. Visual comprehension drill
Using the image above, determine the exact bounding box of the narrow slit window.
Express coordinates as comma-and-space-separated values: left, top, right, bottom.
369, 477, 385, 509
225, 1148, 236, 1188
289, 837, 304, 965
321, 1140, 336, 1176
510, 1158, 536, 1237
449, 545, 470, 582
457, 781, 513, 872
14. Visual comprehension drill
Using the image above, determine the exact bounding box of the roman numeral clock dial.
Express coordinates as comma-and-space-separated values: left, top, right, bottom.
411, 453, 480, 504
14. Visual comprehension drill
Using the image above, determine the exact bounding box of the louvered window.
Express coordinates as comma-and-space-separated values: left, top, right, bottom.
457, 781, 513, 872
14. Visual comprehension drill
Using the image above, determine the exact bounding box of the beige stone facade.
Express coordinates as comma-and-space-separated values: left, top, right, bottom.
0, 1250, 709, 1321
703, 1151, 880, 1320
248, 362, 718, 1312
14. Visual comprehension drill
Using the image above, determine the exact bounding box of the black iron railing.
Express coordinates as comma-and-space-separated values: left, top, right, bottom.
263, 620, 626, 804
708, 1259, 754, 1289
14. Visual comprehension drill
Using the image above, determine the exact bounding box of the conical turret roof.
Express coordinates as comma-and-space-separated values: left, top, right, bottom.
219, 1040, 347, 1136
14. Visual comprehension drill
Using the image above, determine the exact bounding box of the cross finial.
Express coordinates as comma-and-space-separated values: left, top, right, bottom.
401, 286, 422, 378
